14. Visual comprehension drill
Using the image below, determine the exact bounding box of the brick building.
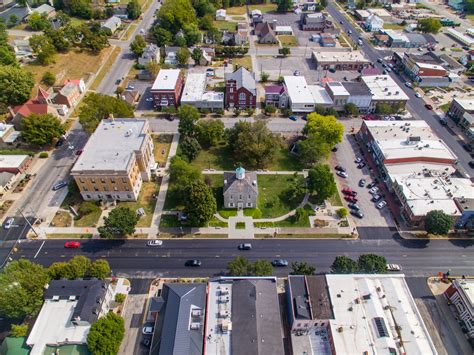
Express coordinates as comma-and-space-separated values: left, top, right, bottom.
224, 67, 256, 109
150, 69, 184, 109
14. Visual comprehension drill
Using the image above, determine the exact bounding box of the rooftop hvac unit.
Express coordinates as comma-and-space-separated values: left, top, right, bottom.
220, 288, 229, 296
68, 295, 76, 301
52, 295, 60, 301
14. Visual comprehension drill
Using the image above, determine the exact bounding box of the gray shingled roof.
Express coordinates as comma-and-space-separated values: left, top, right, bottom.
231, 279, 284, 355
223, 171, 258, 196
225, 67, 256, 95
342, 81, 371, 96
150, 283, 206, 355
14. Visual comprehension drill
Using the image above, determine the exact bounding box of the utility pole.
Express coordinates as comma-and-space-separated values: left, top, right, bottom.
18, 208, 39, 238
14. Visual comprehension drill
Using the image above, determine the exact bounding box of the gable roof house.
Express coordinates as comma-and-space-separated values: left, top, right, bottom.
223, 167, 258, 209
52, 82, 81, 108
225, 67, 257, 109
364, 14, 384, 32
216, 8, 226, 21
28, 3, 55, 18
138, 44, 160, 66
101, 16, 121, 34
10, 87, 59, 129
258, 22, 278, 44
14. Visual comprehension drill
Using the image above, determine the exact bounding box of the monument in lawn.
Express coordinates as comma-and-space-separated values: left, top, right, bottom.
223, 167, 258, 209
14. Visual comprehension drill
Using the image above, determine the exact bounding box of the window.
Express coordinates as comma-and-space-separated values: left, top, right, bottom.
127, 194, 132, 199
125, 186, 129, 191
229, 88, 234, 93
111, 178, 115, 184
114, 187, 118, 191
239, 93, 246, 101
91, 179, 96, 183
83, 186, 88, 191
248, 195, 251, 199
103, 186, 108, 191
246, 203, 252, 207
94, 187, 99, 192
101, 178, 106, 183
122, 177, 127, 183
230, 195, 233, 200
79, 178, 84, 183
229, 203, 234, 207
239, 195, 242, 199
86, 194, 91, 199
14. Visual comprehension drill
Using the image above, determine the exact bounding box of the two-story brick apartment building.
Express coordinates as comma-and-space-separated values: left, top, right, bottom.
225, 67, 256, 109
71, 119, 155, 202
150, 69, 184, 109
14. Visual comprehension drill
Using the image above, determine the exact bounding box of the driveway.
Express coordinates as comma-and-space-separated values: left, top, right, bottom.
119, 294, 148, 355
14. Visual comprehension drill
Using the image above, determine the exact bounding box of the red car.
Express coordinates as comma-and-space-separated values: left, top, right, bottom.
344, 196, 358, 203
64, 241, 81, 248
425, 104, 433, 110
342, 188, 353, 195
75, 149, 83, 156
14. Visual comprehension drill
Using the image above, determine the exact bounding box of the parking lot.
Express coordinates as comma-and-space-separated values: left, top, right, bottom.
333, 120, 395, 228
262, 12, 313, 46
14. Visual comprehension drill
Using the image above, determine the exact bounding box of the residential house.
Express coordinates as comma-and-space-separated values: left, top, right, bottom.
254, 21, 275, 36
302, 2, 319, 11
342, 81, 372, 113
164, 46, 180, 65
52, 82, 81, 108
10, 87, 59, 129
444, 279, 474, 339
121, 90, 140, 106
264, 85, 287, 108
12, 39, 34, 62
223, 167, 258, 209
112, 5, 128, 19
439, 54, 466, 75
29, 3, 55, 18
138, 44, 160, 66
71, 119, 155, 202
259, 22, 278, 44
26, 279, 114, 355
225, 67, 257, 109
181, 73, 223, 110
63, 78, 86, 93
251, 9, 263, 24
235, 24, 249, 45
365, 14, 384, 32
101, 16, 121, 34
0, 5, 30, 24
0, 123, 20, 148
216, 8, 226, 21
150, 69, 184, 109
0, 155, 31, 174
0, 171, 16, 195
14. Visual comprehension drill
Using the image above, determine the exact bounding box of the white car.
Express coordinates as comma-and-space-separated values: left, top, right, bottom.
387, 264, 402, 271
146, 97, 153, 102
147, 240, 163, 247
4, 217, 14, 230
376, 200, 387, 209
369, 187, 379, 194
142, 326, 154, 335
415, 92, 422, 98
336, 171, 348, 178
405, 82, 413, 88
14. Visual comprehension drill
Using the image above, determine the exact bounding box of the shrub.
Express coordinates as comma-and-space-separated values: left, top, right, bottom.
337, 208, 348, 218
78, 201, 100, 217
115, 293, 126, 303
39, 152, 48, 158
10, 324, 28, 337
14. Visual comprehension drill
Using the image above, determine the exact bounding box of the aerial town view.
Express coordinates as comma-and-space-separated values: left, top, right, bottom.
0, 0, 474, 352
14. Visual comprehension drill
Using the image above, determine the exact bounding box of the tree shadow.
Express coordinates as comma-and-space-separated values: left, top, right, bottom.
80, 239, 126, 253
392, 232, 431, 249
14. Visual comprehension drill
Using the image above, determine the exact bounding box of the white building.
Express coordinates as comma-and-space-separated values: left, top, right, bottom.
361, 75, 409, 111
138, 44, 160, 66
216, 8, 226, 21
445, 279, 474, 339
365, 14, 384, 32
446, 28, 474, 48
181, 73, 224, 110
275, 25, 293, 35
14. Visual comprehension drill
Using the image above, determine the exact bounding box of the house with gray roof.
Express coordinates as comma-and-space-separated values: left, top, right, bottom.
223, 167, 258, 209
101, 16, 121, 34
138, 44, 160, 66
150, 283, 206, 355
225, 67, 257, 109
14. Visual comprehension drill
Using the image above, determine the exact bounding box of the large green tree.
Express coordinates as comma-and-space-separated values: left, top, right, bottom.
417, 18, 442, 34
0, 46, 17, 66
227, 256, 252, 276
87, 312, 125, 355
0, 259, 50, 319
226, 121, 282, 169
168, 155, 202, 187
277, 0, 292, 12
28, 12, 51, 31
22, 113, 65, 147
156, 0, 197, 34
176, 47, 190, 66
130, 35, 146, 57
307, 164, 337, 203
79, 93, 134, 133
425, 210, 452, 235
196, 119, 224, 147
0, 65, 34, 105
290, 261, 316, 275
98, 207, 139, 238
252, 260, 273, 276
281, 174, 306, 204
180, 136, 201, 161
177, 104, 200, 137
184, 180, 217, 226
29, 34, 57, 65
358, 254, 387, 274
90, 259, 111, 279
331, 256, 358, 273
127, 0, 141, 20
191, 47, 202, 64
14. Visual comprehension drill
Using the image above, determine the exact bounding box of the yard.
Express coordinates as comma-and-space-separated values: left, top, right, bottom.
226, 3, 277, 15
51, 211, 72, 227
153, 134, 173, 165
439, 103, 451, 113
121, 24, 137, 41
233, 56, 253, 71
213, 21, 237, 32
90, 46, 121, 90
116, 182, 159, 227
278, 35, 297, 47
257, 174, 305, 218
382, 23, 405, 30
60, 183, 102, 227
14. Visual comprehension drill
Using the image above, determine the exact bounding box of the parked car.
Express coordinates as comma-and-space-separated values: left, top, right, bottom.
335, 165, 346, 172
342, 188, 353, 195
359, 179, 366, 187
147, 240, 163, 246
424, 104, 433, 110
405, 82, 412, 88
55, 138, 65, 147
336, 171, 348, 178
4, 217, 14, 230
354, 157, 363, 163
272, 259, 289, 267
463, 144, 473, 152
142, 326, 154, 335
52, 181, 68, 191
376, 200, 387, 209
126, 85, 135, 90
371, 194, 382, 202
238, 243, 252, 250
145, 97, 153, 102
350, 210, 364, 218
440, 119, 447, 126
369, 187, 379, 194
289, 115, 297, 121
357, 162, 366, 169
185, 259, 202, 267
367, 182, 377, 189
377, 58, 383, 63
415, 92, 422, 98
293, 70, 300, 76
64, 241, 80, 248
75, 149, 83, 156
386, 264, 402, 271
344, 195, 358, 203
348, 202, 360, 210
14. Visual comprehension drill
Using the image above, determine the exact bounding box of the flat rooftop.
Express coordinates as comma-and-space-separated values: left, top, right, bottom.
309, 85, 333, 105
151, 69, 181, 91
181, 73, 206, 103
284, 76, 314, 105
453, 279, 474, 308
326, 82, 349, 97
313, 51, 370, 63
326, 274, 437, 355
361, 75, 409, 101
0, 154, 28, 169
306, 276, 334, 320
72, 119, 148, 173
446, 28, 474, 46
454, 98, 474, 111
383, 29, 409, 42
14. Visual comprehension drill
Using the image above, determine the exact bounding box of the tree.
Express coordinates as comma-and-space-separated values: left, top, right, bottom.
307, 164, 337, 203
279, 46, 290, 57
98, 207, 139, 238
177, 104, 200, 137
226, 121, 282, 169
90, 259, 111, 279
0, 65, 34, 105
418, 18, 442, 34
28, 12, 51, 31
184, 180, 217, 226
282, 174, 306, 204
87, 312, 125, 355
252, 260, 273, 276
277, 0, 292, 12
153, 27, 173, 46
290, 261, 316, 275
425, 210, 452, 235
130, 35, 146, 57
10, 324, 28, 337
196, 119, 224, 147
344, 103, 358, 116
467, 0, 474, 13
79, 93, 134, 133
331, 256, 358, 273
357, 254, 387, 273
8, 14, 18, 28
66, 255, 92, 279
29, 34, 57, 64
227, 256, 252, 276
320, 0, 328, 7
127, 0, 141, 20
41, 71, 56, 86
115, 293, 126, 303
176, 47, 190, 66
0, 46, 17, 66
337, 208, 348, 218
375, 103, 394, 115
156, 0, 197, 35
146, 61, 160, 77
260, 71, 269, 82
48, 262, 69, 279
46, 28, 72, 52
22, 113, 65, 147
180, 136, 201, 161
264, 104, 276, 116
0, 259, 50, 319
191, 47, 202, 64
168, 155, 202, 188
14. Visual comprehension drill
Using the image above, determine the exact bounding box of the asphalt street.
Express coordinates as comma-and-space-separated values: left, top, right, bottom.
11, 238, 474, 277
326, 3, 474, 177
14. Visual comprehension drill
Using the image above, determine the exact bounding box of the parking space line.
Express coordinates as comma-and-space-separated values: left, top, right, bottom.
34, 241, 45, 259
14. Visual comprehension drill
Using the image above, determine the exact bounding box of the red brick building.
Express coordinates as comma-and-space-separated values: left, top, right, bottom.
225, 67, 256, 109
150, 69, 184, 109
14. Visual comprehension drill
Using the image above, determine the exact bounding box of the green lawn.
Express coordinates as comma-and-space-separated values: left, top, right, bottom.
278, 35, 298, 46
226, 3, 277, 15
74, 208, 102, 227
116, 182, 159, 227
160, 215, 182, 228
47, 233, 93, 239
214, 21, 237, 32
383, 23, 405, 30
328, 190, 343, 206
257, 175, 305, 218
236, 222, 246, 229
233, 56, 253, 71
439, 103, 451, 113
208, 217, 227, 227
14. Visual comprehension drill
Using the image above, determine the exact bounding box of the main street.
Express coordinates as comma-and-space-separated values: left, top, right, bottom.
12, 237, 474, 277
327, 2, 474, 176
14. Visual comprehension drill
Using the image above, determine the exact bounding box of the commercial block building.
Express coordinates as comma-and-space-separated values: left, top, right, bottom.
447, 98, 474, 126
342, 81, 372, 112
71, 119, 155, 202
283, 75, 333, 113
312, 51, 371, 71
0, 154, 31, 174
225, 67, 256, 109
181, 73, 224, 110
361, 75, 409, 111
151, 69, 184, 109
445, 279, 474, 339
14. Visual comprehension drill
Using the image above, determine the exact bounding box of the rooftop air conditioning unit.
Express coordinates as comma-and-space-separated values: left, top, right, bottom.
52, 295, 60, 301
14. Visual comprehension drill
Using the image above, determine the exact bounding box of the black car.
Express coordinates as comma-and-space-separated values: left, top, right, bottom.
357, 162, 366, 169
272, 259, 289, 267
463, 144, 473, 152
348, 202, 360, 210
185, 259, 202, 267
440, 119, 447, 126
371, 194, 382, 202
359, 179, 366, 187
55, 138, 65, 147
142, 338, 151, 348
367, 182, 377, 189
350, 210, 364, 218
469, 161, 474, 169
335, 165, 346, 172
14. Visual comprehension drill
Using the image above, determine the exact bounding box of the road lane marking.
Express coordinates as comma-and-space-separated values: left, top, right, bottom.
33, 241, 45, 259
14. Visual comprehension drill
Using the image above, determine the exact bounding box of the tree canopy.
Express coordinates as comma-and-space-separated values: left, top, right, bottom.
87, 312, 125, 355
48, 256, 110, 280
277, 0, 292, 12
307, 164, 337, 203
30, 34, 57, 65
227, 256, 273, 276
290, 261, 316, 275
168, 155, 202, 187
127, 0, 141, 20
196, 119, 224, 147
331, 256, 359, 273
98, 207, 139, 238
79, 93, 134, 133
21, 114, 65, 147
177, 104, 200, 137
155, 0, 197, 34
418, 18, 442, 34
184, 180, 217, 226
176, 47, 190, 66
130, 35, 146, 57
425, 210, 452, 235
357, 254, 387, 273
0, 65, 34, 106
